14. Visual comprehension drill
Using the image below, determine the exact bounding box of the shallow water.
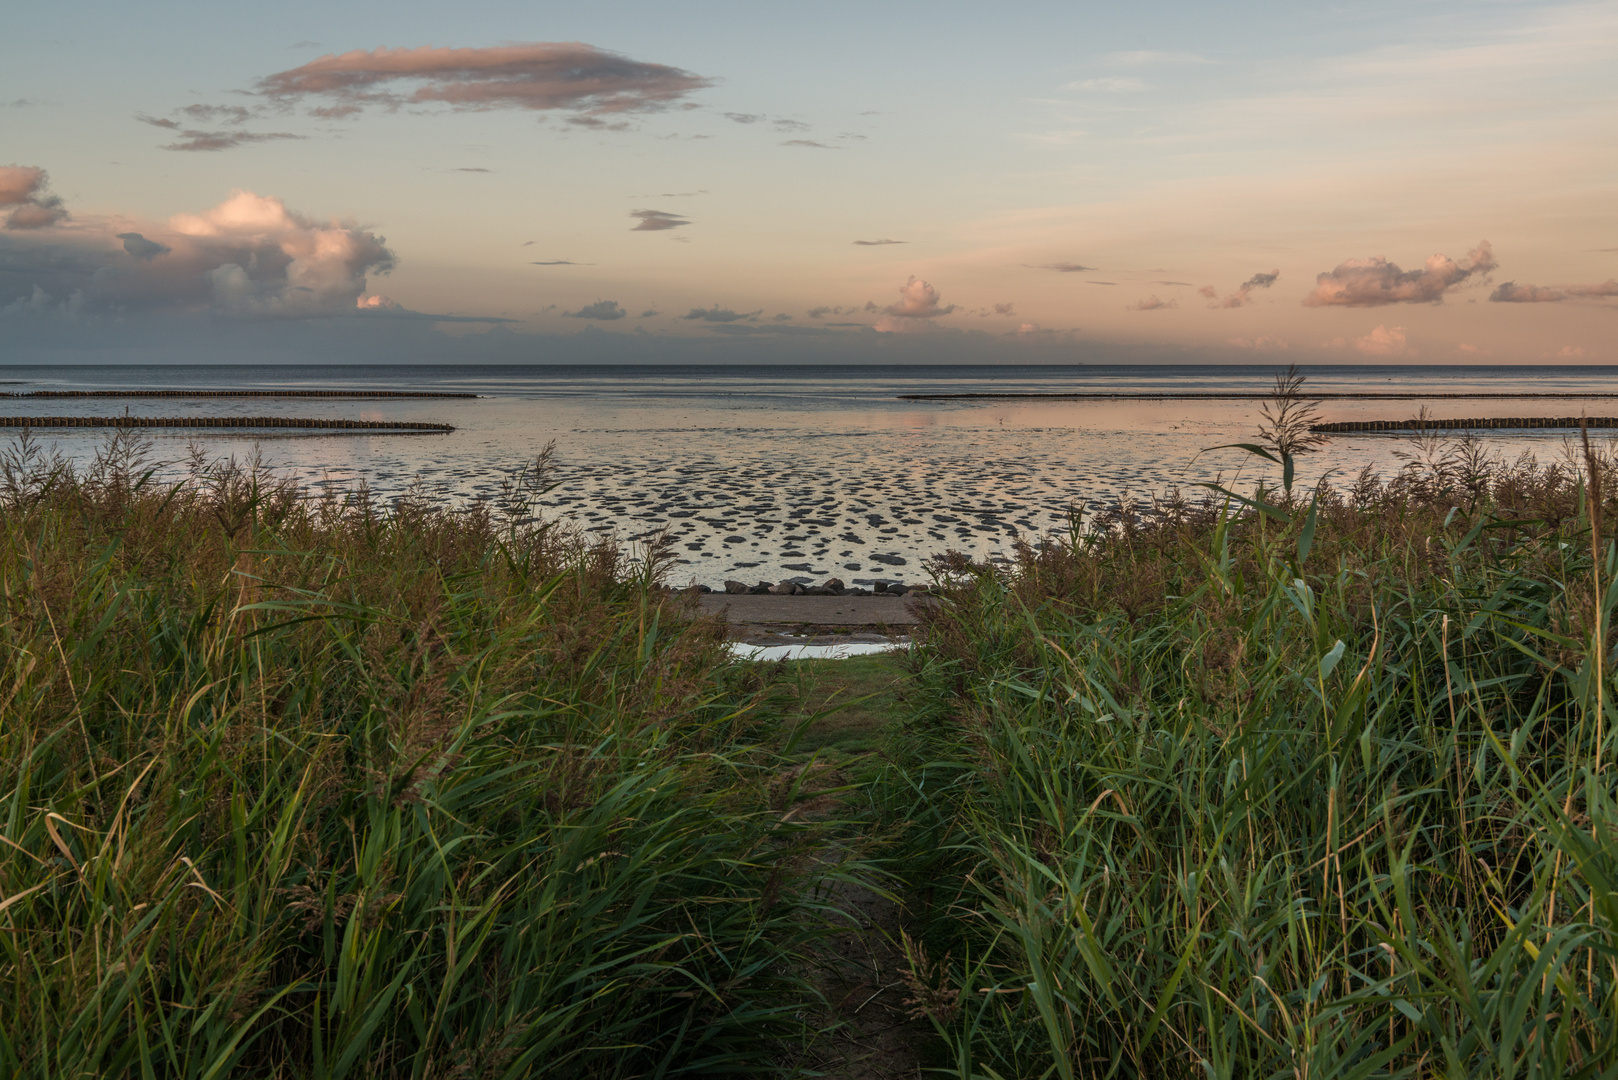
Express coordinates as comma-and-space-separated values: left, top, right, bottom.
5, 363, 1617, 587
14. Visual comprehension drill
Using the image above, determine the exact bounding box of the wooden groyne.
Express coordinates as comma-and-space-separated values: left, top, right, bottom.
1, 390, 476, 400
1312, 417, 1618, 433
898, 392, 1618, 401
0, 417, 453, 432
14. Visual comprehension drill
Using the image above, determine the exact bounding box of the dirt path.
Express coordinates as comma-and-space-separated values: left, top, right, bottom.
772, 656, 933, 1078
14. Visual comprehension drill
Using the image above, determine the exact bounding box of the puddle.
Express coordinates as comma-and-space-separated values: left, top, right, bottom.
726, 641, 909, 662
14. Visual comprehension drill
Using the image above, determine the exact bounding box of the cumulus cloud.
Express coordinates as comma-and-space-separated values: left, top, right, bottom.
723, 112, 763, 124
993, 302, 1015, 316
630, 209, 689, 231
256, 43, 713, 123
1198, 285, 1217, 300
1, 166, 68, 230
873, 276, 955, 332
772, 312, 792, 321
1304, 241, 1496, 306
639, 309, 659, 317
1490, 279, 1618, 302
0, 186, 393, 316
1130, 295, 1175, 311
1212, 268, 1280, 308
684, 305, 761, 323
1027, 261, 1094, 273
116, 232, 170, 259
564, 299, 626, 320
807, 305, 833, 319
853, 238, 904, 246
1550, 345, 1587, 359
884, 276, 953, 318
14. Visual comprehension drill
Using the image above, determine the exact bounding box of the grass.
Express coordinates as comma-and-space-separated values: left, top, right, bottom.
881, 430, 1618, 1079
0, 432, 868, 1079
27, 408, 1618, 1079
774, 655, 910, 761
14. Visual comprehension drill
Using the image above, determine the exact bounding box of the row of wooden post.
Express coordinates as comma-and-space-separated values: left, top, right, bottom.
0, 417, 453, 431
1312, 417, 1618, 433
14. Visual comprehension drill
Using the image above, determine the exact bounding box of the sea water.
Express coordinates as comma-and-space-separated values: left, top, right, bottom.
3, 363, 1617, 587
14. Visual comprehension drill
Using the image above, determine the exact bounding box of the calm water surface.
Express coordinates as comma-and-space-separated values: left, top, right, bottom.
5, 364, 1617, 587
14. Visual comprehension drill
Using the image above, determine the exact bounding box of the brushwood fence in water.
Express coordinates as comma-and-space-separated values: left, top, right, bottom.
1313, 417, 1618, 433
0, 417, 453, 432
0, 390, 475, 399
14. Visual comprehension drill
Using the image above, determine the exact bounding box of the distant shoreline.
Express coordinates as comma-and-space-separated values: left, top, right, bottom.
899, 391, 1618, 400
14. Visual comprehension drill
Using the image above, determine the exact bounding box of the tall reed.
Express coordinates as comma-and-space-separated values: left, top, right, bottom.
889, 436, 1618, 1078
0, 432, 853, 1078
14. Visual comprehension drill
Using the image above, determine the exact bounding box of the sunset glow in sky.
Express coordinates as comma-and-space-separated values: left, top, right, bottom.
3, 0, 1615, 364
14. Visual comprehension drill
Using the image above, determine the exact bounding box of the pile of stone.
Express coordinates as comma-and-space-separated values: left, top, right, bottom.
699, 577, 921, 597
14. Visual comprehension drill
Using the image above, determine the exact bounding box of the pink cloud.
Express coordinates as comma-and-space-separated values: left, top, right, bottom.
1216, 268, 1279, 308
0, 165, 46, 206
881, 276, 955, 319
0, 165, 68, 229
1227, 336, 1289, 350
257, 43, 712, 121
1130, 295, 1175, 311
1304, 241, 1495, 306
1352, 324, 1413, 357
1, 184, 392, 315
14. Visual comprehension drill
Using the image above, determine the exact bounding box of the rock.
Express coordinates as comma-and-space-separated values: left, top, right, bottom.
749, 583, 772, 594
723, 580, 749, 594
869, 553, 907, 566
823, 577, 845, 591
845, 587, 871, 596
803, 586, 836, 596
768, 582, 798, 595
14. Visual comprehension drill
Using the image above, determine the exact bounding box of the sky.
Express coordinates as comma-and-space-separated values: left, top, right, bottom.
2, 0, 1615, 365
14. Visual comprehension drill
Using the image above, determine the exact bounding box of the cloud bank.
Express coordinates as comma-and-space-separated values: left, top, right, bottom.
1490, 279, 1618, 302
1, 185, 393, 316
564, 299, 626, 320
257, 43, 713, 123
684, 305, 761, 323
1303, 241, 1495, 306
